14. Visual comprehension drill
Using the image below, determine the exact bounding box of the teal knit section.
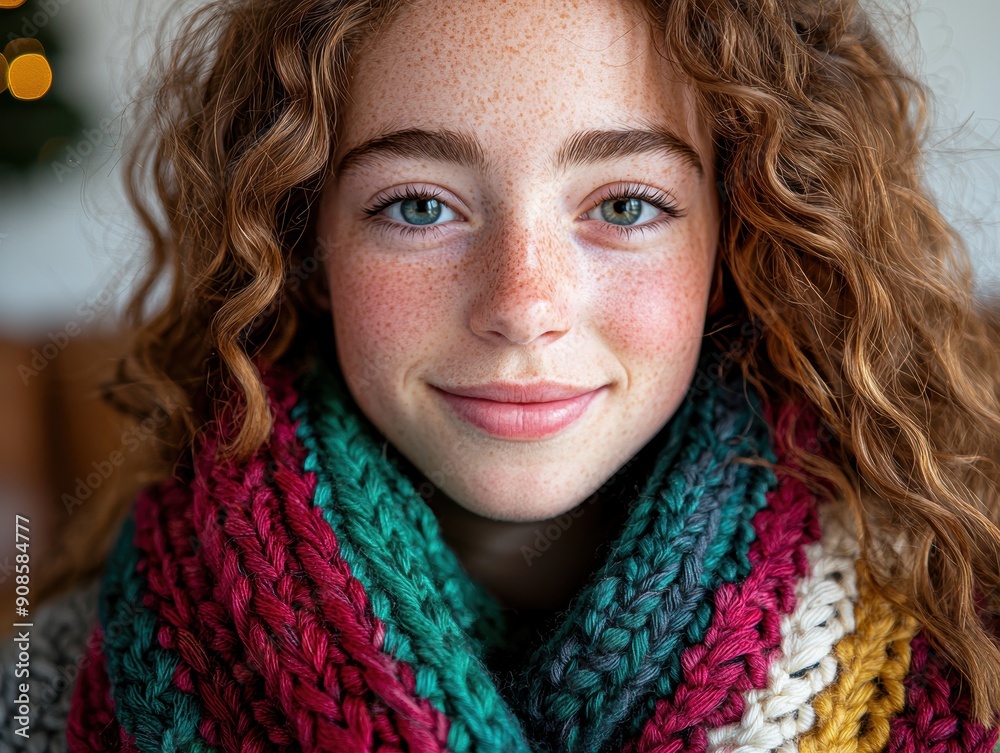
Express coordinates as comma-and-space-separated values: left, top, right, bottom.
632, 386, 776, 743
98, 513, 215, 753
519, 377, 776, 752
292, 342, 776, 753
293, 362, 528, 753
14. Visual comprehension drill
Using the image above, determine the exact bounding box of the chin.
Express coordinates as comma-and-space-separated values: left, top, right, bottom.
447, 481, 598, 523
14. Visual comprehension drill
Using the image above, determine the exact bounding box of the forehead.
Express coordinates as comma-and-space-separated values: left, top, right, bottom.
335, 0, 712, 170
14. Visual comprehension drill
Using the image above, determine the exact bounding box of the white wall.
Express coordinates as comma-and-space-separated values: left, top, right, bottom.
0, 0, 997, 340
894, 0, 1000, 292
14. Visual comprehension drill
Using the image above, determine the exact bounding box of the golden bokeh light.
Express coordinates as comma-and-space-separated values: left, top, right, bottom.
0, 0, 28, 8
3, 38, 52, 101
0, 54, 7, 95
8, 54, 51, 99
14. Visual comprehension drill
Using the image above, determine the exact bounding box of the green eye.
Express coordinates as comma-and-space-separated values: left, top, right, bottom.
599, 198, 644, 225
582, 182, 685, 240
400, 197, 444, 225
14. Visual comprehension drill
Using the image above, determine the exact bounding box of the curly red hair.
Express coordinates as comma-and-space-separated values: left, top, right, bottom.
40, 0, 1000, 722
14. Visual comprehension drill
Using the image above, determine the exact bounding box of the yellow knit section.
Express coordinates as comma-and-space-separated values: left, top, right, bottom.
798, 570, 920, 753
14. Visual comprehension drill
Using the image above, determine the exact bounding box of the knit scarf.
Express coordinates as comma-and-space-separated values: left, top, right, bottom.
65, 342, 999, 753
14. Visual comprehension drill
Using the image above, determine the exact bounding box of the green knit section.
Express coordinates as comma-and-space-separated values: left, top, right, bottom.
293, 364, 507, 648
292, 346, 776, 753
520, 380, 777, 751
293, 361, 528, 753
633, 389, 776, 741
98, 513, 214, 753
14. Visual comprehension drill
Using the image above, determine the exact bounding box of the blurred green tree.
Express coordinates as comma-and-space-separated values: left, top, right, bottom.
1, 0, 88, 176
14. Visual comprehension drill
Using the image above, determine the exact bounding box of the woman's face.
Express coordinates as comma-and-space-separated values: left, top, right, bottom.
317, 0, 720, 523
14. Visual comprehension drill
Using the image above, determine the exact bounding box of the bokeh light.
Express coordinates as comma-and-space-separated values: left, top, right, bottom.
2, 37, 51, 100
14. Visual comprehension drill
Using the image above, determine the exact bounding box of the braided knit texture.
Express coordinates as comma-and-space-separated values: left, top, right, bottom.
888, 633, 1000, 753
797, 564, 920, 753
704, 498, 861, 753
48, 344, 997, 753
622, 403, 824, 753
518, 382, 776, 753
293, 348, 776, 753
66, 626, 138, 752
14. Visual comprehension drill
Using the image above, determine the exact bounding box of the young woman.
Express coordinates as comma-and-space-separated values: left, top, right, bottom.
3, 0, 999, 750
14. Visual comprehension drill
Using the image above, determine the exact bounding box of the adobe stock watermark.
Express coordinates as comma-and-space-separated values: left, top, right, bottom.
4, 0, 74, 46
51, 117, 117, 183
244, 234, 336, 332
520, 507, 588, 567
517, 445, 651, 567
28, 588, 144, 724
62, 394, 182, 516
0, 555, 16, 586
285, 234, 335, 295
17, 264, 130, 386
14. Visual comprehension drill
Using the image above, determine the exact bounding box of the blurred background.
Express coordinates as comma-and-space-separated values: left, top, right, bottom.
0, 0, 997, 630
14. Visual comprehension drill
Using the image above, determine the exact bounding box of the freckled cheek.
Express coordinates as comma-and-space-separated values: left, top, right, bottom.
596, 252, 713, 366
327, 254, 447, 386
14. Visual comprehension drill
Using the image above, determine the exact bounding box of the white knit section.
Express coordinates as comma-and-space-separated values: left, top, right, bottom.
705, 501, 861, 753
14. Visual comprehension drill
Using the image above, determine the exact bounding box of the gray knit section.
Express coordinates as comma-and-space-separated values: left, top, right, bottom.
0, 576, 102, 753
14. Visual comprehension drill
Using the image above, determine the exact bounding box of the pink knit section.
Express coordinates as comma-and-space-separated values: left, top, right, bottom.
66, 625, 139, 752
888, 632, 1000, 753
625, 401, 825, 753
130, 360, 452, 752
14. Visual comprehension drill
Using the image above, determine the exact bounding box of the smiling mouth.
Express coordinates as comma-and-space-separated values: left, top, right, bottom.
431, 385, 607, 440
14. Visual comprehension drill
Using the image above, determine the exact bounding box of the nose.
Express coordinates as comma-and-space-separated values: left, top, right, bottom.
468, 219, 578, 346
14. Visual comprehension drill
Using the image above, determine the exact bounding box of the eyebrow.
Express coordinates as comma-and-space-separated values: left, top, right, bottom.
332, 125, 704, 180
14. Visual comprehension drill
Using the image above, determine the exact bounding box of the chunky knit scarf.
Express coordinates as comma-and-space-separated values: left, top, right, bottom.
64, 343, 999, 753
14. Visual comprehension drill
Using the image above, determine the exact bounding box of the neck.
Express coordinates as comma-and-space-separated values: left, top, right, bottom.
424, 487, 626, 612
388, 441, 657, 613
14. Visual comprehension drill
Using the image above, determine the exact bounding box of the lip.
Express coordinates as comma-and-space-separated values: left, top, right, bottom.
436, 381, 603, 403
431, 383, 608, 440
